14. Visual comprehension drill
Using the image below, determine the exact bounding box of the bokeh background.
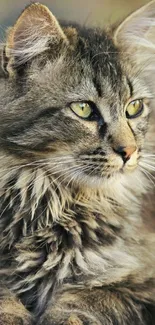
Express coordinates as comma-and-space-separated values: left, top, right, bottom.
0, 0, 151, 34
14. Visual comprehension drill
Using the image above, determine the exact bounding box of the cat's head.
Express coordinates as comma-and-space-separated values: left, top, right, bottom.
0, 1, 155, 188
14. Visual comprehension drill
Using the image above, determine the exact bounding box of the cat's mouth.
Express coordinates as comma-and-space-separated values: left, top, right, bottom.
75, 150, 139, 180
123, 151, 139, 172
124, 163, 138, 171
78, 163, 138, 183
49, 150, 139, 186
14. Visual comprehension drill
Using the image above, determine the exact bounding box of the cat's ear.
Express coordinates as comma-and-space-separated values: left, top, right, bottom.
3, 3, 68, 76
114, 0, 155, 79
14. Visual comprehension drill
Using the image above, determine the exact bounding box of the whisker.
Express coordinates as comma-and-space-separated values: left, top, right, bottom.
48, 163, 89, 185
142, 153, 155, 157
0, 157, 76, 174
0, 154, 104, 230
65, 165, 91, 188
1, 162, 87, 225
139, 166, 155, 186
139, 161, 155, 172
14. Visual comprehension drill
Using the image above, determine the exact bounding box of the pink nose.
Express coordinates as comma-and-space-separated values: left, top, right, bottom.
124, 146, 137, 159
114, 145, 137, 163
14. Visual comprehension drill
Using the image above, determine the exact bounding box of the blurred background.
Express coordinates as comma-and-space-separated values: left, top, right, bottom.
0, 0, 151, 34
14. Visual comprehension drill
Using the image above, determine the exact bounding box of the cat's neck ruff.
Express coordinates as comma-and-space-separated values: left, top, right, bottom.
0, 152, 149, 227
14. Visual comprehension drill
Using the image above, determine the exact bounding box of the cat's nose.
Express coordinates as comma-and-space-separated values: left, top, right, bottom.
114, 145, 137, 164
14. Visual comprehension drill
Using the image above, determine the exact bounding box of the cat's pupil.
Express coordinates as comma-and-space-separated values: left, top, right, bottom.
80, 104, 85, 110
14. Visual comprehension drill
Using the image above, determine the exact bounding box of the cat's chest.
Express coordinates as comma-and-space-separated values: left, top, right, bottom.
8, 209, 124, 297
14, 206, 121, 274
0, 192, 140, 310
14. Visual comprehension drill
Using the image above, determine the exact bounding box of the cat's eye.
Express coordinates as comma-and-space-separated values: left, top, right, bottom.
70, 102, 92, 119
126, 99, 144, 119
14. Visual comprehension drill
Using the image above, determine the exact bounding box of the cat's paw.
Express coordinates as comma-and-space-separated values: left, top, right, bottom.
64, 314, 100, 325
64, 314, 85, 325
0, 313, 32, 325
0, 313, 23, 325
39, 312, 101, 325
0, 297, 33, 325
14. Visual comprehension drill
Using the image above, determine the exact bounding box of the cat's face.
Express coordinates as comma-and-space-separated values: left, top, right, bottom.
0, 2, 154, 187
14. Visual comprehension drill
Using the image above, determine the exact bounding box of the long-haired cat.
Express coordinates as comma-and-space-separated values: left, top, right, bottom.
0, 1, 154, 324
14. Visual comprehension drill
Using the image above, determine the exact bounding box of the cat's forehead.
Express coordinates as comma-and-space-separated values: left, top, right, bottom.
73, 27, 123, 91
29, 27, 129, 108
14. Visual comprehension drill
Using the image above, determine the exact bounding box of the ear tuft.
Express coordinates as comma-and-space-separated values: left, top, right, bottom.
114, 0, 155, 92
114, 0, 155, 48
4, 3, 68, 74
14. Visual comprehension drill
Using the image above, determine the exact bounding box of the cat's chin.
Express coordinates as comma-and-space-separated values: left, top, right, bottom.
124, 166, 138, 173
69, 163, 140, 189
68, 169, 127, 189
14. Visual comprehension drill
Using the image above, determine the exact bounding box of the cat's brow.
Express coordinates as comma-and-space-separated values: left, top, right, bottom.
92, 76, 102, 98
127, 78, 133, 97
35, 107, 60, 119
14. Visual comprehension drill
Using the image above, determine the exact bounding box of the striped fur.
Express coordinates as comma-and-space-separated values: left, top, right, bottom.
0, 2, 154, 325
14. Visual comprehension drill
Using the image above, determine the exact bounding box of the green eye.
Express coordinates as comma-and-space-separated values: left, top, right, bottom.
70, 102, 92, 119
126, 99, 144, 118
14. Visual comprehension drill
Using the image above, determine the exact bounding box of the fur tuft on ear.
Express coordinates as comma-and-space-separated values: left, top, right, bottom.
4, 3, 68, 74
114, 0, 155, 91
114, 1, 155, 46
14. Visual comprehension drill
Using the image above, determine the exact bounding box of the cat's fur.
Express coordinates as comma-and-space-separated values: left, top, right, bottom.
0, 1, 154, 324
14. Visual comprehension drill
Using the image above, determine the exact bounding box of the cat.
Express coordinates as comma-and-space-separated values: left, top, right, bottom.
0, 1, 154, 324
